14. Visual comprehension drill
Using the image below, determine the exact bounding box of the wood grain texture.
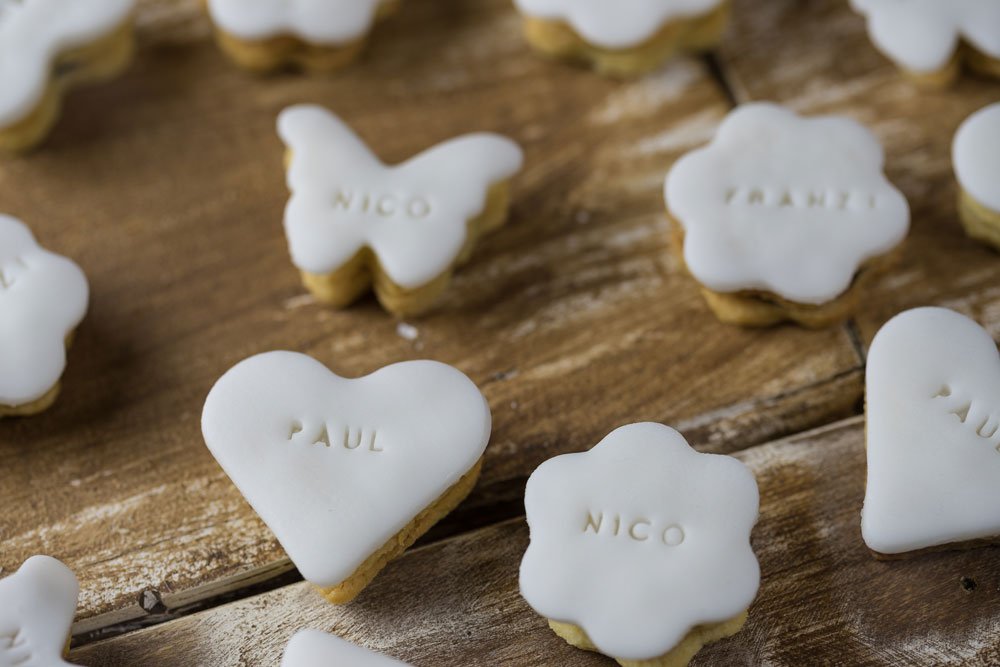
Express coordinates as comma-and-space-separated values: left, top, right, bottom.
716, 0, 1000, 346
0, 0, 864, 629
69, 417, 1000, 667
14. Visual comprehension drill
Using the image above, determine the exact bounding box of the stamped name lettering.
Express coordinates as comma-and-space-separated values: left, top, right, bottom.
583, 510, 685, 546
724, 186, 878, 211
933, 384, 1000, 450
332, 188, 432, 220
286, 420, 383, 452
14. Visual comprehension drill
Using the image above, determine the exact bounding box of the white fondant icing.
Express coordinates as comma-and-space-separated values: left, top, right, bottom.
953, 102, 1000, 213
206, 0, 389, 45
863, 307, 1000, 555
850, 0, 1000, 73
277, 104, 524, 289
0, 215, 89, 408
0, 0, 134, 126
201, 351, 491, 588
519, 423, 759, 662
665, 103, 910, 305
512, 0, 724, 50
280, 629, 410, 667
0, 556, 80, 667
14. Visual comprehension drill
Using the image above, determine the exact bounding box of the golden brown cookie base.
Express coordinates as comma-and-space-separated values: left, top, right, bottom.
0, 19, 134, 153
958, 190, 1000, 252
521, 2, 729, 76
316, 457, 483, 604
548, 611, 748, 667
669, 216, 900, 328
0, 383, 62, 419
899, 44, 1000, 88
207, 0, 399, 73
300, 180, 514, 317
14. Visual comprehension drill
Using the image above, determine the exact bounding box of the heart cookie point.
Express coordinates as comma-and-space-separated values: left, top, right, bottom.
864, 307, 1000, 556
202, 351, 491, 593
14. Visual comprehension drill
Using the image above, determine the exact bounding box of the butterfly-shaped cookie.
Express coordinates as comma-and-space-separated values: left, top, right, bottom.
278, 105, 523, 316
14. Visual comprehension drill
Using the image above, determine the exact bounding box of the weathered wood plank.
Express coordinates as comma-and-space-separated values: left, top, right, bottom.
0, 0, 863, 627
716, 0, 1000, 345
69, 417, 1000, 666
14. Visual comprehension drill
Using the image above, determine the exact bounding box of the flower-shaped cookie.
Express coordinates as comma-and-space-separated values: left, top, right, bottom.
665, 103, 909, 327
863, 308, 1000, 556
281, 630, 410, 667
278, 104, 523, 316
0, 215, 89, 416
850, 0, 1000, 85
0, 556, 80, 667
0, 0, 135, 151
520, 423, 759, 665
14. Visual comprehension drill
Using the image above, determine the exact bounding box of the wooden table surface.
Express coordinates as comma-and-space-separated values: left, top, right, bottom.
1, 0, 998, 664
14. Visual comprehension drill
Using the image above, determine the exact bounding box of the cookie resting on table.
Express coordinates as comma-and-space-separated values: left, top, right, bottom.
0, 215, 89, 418
863, 307, 1000, 558
850, 0, 1000, 87
202, 351, 491, 604
665, 103, 910, 328
512, 0, 730, 76
277, 104, 523, 317
520, 422, 760, 667
0, 0, 135, 152
953, 102, 1000, 251
204, 0, 399, 72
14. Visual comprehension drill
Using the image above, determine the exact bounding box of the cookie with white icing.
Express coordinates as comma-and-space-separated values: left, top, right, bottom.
953, 102, 1000, 251
850, 0, 1000, 87
204, 0, 399, 72
665, 103, 910, 328
863, 307, 1000, 557
281, 629, 410, 667
519, 423, 760, 667
0, 556, 81, 667
278, 104, 523, 317
202, 351, 491, 604
512, 0, 729, 76
0, 215, 89, 418
0, 0, 135, 153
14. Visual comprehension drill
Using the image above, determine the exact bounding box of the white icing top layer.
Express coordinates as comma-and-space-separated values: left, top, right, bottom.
519, 423, 759, 662
207, 0, 387, 44
953, 102, 1000, 213
512, 0, 724, 50
0, 215, 89, 408
0, 0, 134, 126
0, 556, 80, 667
665, 103, 910, 305
850, 0, 1000, 73
202, 351, 491, 588
280, 630, 410, 667
278, 105, 524, 289
863, 307, 1000, 555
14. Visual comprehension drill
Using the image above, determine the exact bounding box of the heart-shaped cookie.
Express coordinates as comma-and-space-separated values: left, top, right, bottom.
202, 351, 491, 602
863, 307, 1000, 556
281, 629, 410, 667
0, 556, 80, 667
